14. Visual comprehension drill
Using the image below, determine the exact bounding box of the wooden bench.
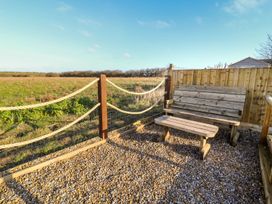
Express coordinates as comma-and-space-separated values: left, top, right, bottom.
155, 115, 218, 159
165, 85, 246, 146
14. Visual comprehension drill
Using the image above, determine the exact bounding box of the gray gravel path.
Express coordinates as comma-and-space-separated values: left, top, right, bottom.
0, 124, 264, 203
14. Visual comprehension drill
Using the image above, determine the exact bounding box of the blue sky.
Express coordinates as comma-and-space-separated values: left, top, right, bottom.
0, 0, 272, 72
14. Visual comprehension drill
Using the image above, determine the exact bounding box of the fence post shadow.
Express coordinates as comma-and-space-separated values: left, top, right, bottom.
2, 171, 42, 204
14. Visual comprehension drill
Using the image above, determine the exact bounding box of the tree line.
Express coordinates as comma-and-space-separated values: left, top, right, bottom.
0, 68, 167, 77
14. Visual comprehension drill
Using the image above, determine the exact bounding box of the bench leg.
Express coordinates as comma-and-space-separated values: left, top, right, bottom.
160, 127, 170, 142
230, 125, 240, 146
200, 137, 211, 160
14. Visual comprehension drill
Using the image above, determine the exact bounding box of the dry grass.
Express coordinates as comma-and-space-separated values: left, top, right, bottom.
0, 77, 164, 171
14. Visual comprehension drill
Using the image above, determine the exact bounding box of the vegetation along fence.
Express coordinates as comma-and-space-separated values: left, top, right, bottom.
170, 66, 272, 126
0, 75, 168, 151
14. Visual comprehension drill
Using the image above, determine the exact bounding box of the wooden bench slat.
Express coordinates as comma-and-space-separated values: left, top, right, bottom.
174, 90, 246, 103
173, 96, 244, 110
166, 85, 245, 147
164, 115, 219, 132
177, 85, 246, 95
155, 116, 218, 138
171, 103, 241, 118
164, 108, 240, 126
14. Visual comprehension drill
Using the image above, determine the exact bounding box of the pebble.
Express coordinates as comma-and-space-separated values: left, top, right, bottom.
0, 124, 265, 203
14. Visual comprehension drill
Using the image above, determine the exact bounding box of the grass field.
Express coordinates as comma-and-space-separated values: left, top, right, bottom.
0, 77, 164, 171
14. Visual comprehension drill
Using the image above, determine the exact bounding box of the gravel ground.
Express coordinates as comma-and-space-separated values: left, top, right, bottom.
0, 124, 264, 203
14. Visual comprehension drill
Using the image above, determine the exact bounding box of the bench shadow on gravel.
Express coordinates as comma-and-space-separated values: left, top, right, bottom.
3, 171, 41, 204
158, 129, 264, 203
120, 125, 206, 160
114, 124, 264, 203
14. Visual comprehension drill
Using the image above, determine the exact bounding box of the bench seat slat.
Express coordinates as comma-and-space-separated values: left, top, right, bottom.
155, 115, 218, 138
164, 115, 219, 132
164, 108, 240, 126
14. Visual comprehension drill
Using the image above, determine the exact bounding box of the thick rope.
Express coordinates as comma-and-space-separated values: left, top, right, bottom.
0, 78, 99, 111
106, 78, 165, 95
266, 95, 272, 106
0, 103, 100, 149
107, 97, 163, 115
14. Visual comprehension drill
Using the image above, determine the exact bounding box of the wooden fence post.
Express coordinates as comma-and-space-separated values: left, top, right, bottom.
164, 74, 171, 109
98, 74, 108, 139
168, 64, 174, 98
260, 101, 272, 144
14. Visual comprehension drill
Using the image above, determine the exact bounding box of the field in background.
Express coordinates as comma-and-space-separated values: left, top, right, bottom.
0, 77, 164, 171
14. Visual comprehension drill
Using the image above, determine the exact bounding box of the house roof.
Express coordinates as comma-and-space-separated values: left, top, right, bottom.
228, 57, 271, 68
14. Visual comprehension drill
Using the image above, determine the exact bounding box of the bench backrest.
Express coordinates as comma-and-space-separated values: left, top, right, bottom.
173, 85, 246, 120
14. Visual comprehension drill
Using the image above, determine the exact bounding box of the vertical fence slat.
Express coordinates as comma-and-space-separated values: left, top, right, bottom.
172, 67, 272, 126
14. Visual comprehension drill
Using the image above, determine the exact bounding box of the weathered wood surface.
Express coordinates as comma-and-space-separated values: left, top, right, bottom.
261, 99, 272, 144
173, 96, 244, 110
155, 115, 218, 138
172, 68, 272, 125
98, 74, 108, 139
164, 74, 171, 108
259, 144, 272, 203
164, 108, 240, 126
155, 115, 217, 159
177, 85, 246, 95
171, 103, 241, 118
171, 85, 245, 119
268, 135, 272, 157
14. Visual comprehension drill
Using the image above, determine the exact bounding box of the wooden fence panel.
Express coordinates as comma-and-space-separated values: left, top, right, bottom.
172, 67, 272, 126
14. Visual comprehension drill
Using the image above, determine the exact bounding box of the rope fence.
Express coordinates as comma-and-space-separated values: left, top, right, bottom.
106, 78, 165, 95
0, 78, 99, 111
0, 103, 100, 149
0, 73, 171, 151
107, 96, 164, 115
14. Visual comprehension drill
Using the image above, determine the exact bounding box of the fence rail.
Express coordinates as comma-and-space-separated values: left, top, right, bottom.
171, 67, 272, 126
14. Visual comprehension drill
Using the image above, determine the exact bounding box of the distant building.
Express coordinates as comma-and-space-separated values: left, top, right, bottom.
228, 57, 272, 68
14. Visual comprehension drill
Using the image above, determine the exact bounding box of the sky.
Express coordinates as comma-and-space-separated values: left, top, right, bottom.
0, 0, 272, 72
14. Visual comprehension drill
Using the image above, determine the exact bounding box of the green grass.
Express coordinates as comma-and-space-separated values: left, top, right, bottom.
0, 77, 164, 171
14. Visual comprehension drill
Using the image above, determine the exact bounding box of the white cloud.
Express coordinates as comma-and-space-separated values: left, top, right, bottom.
87, 44, 101, 53
225, 19, 249, 27
155, 20, 171, 28
224, 0, 266, 14
123, 52, 131, 59
52, 24, 65, 31
94, 44, 101, 48
87, 47, 96, 53
77, 18, 101, 26
137, 20, 172, 29
57, 2, 72, 12
195, 16, 203, 25
79, 30, 92, 37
